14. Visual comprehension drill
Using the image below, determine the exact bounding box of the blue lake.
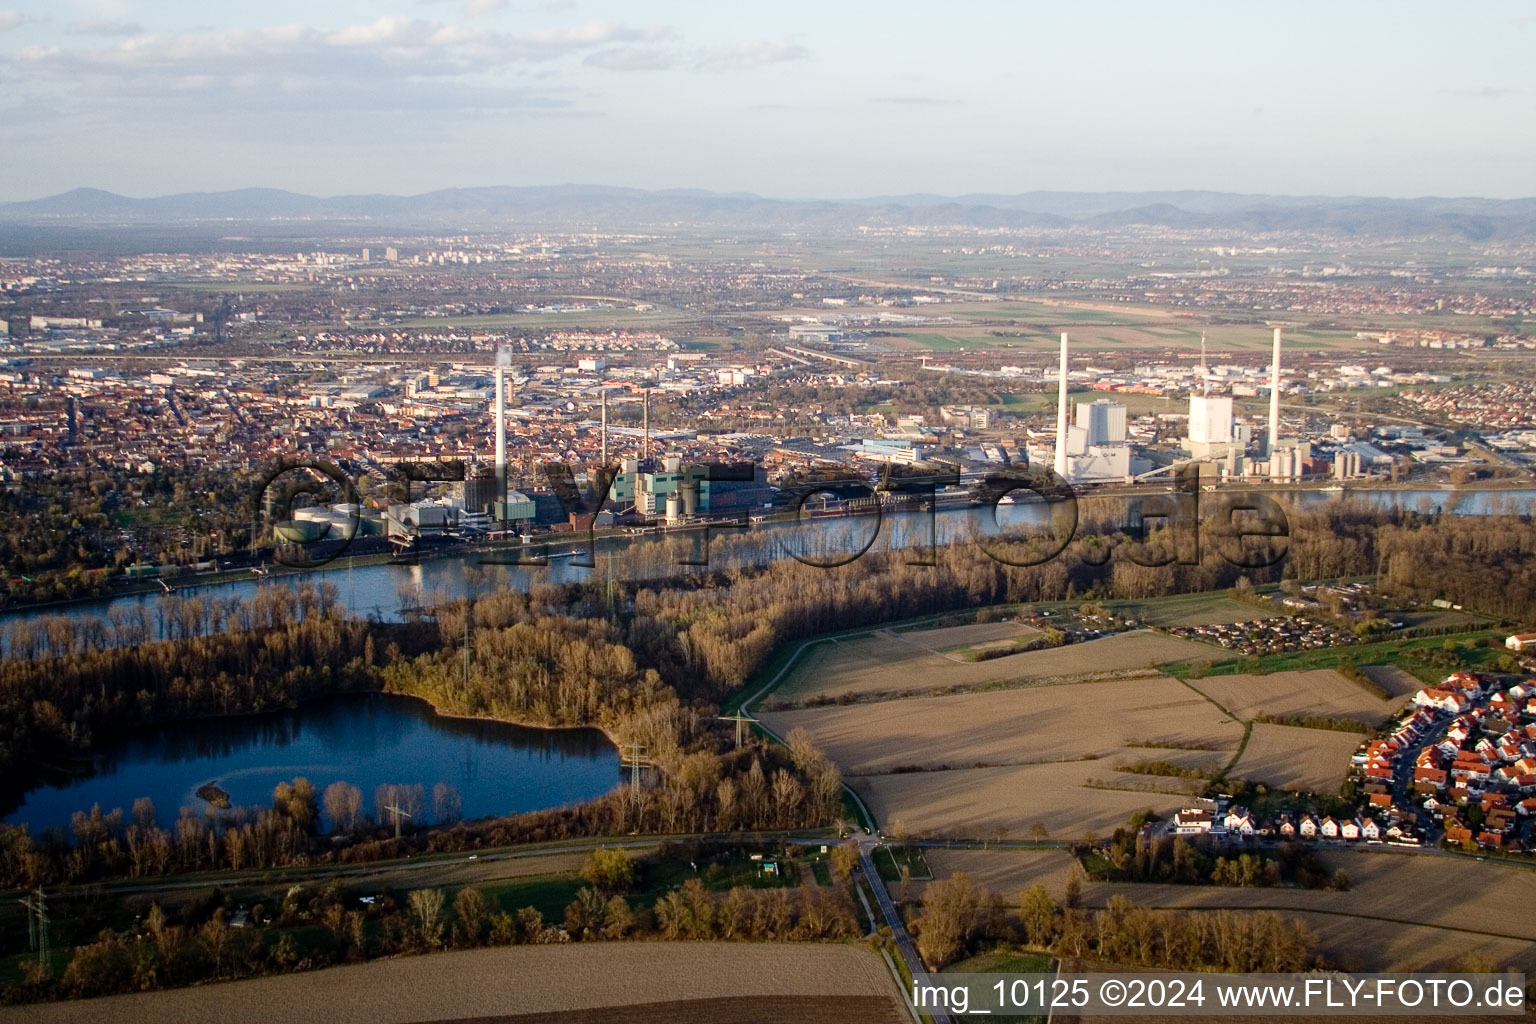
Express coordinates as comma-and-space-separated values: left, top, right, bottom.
4, 692, 622, 834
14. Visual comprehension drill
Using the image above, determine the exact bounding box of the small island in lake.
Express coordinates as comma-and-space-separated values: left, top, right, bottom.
195, 781, 231, 809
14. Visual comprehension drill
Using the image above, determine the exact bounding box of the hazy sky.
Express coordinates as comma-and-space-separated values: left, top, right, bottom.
2, 1, 1533, 201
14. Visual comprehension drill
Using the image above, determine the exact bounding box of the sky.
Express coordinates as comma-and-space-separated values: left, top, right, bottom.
1, 1, 1533, 202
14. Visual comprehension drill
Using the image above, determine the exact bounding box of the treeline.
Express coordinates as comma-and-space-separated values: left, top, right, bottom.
19, 861, 858, 1004
0, 593, 383, 792
912, 872, 1319, 973
4, 583, 345, 660
1252, 712, 1374, 734
1089, 829, 1345, 891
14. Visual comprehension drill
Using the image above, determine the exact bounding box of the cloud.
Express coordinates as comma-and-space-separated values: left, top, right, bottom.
0, 10, 48, 31
8, 15, 657, 122
585, 37, 813, 73
12, 16, 678, 86
872, 95, 960, 106
514, 20, 670, 52
1451, 85, 1515, 98
696, 39, 811, 71
583, 45, 677, 71
68, 19, 144, 37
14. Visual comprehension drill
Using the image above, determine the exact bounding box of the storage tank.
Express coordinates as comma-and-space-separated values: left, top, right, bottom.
682, 482, 698, 516
274, 519, 329, 544
665, 493, 682, 523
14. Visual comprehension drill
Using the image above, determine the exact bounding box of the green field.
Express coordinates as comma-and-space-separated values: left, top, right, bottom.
1161, 628, 1509, 684
1104, 592, 1277, 628
948, 949, 1052, 973
383, 308, 685, 330
476, 873, 588, 920
945, 949, 1052, 1023
875, 845, 933, 883
899, 332, 1003, 351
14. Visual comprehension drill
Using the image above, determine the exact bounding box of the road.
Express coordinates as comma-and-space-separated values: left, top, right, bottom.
856, 834, 949, 1024
11, 836, 672, 903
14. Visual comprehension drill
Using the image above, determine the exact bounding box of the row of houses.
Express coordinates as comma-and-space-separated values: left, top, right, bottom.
1170, 806, 1420, 845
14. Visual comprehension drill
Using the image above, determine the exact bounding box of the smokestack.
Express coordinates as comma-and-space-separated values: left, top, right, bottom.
494, 349, 509, 505
600, 389, 608, 470
643, 389, 650, 463
1053, 332, 1070, 479
1268, 327, 1282, 457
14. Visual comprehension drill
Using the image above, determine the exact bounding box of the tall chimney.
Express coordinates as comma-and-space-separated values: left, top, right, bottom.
1053, 332, 1070, 479
1268, 327, 1282, 457
643, 389, 650, 463
494, 349, 509, 505
600, 389, 608, 470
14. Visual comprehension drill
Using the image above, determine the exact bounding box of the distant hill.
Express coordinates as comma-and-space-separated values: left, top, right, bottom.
4, 184, 1536, 241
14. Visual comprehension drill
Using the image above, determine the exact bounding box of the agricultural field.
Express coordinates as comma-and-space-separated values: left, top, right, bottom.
1189, 669, 1397, 726
1105, 594, 1279, 628
885, 311, 1374, 355
856, 760, 1208, 840
770, 629, 1219, 705
921, 848, 1083, 901
4, 943, 906, 1024
898, 619, 1041, 654
1125, 855, 1536, 934
1229, 723, 1363, 793
915, 849, 1536, 973
1358, 664, 1425, 700
760, 676, 1242, 776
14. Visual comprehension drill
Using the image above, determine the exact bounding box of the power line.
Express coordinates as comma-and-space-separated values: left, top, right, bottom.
386, 801, 413, 839
621, 745, 651, 808
18, 887, 48, 972
718, 710, 756, 750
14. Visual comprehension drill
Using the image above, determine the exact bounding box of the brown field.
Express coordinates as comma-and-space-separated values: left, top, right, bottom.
915, 848, 1536, 974
774, 630, 1220, 704
900, 619, 1040, 651
4, 943, 903, 1024
855, 760, 1207, 840
760, 676, 1241, 775
920, 848, 1083, 901
1191, 669, 1396, 725
443, 995, 907, 1023
1361, 663, 1426, 700
1229, 722, 1363, 792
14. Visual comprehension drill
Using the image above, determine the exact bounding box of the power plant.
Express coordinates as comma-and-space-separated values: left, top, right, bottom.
1041, 332, 1142, 483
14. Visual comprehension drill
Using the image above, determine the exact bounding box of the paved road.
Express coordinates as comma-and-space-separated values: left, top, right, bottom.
857, 836, 948, 1024
7, 836, 671, 902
